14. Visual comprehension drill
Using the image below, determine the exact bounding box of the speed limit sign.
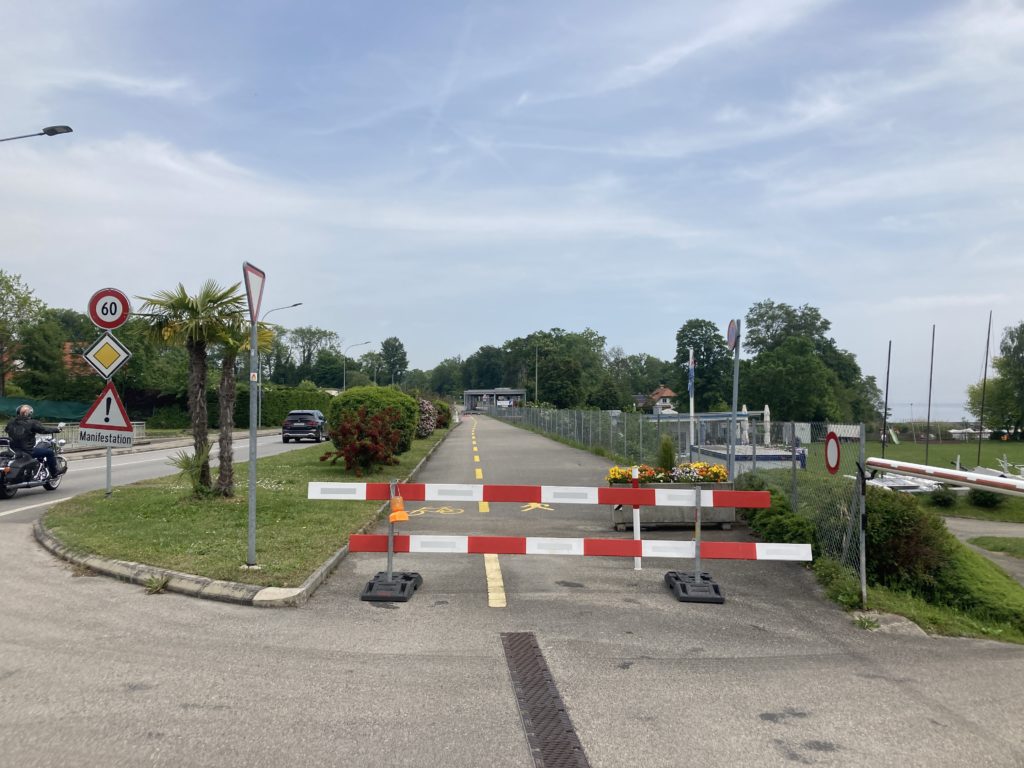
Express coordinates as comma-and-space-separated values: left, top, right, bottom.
88, 288, 132, 330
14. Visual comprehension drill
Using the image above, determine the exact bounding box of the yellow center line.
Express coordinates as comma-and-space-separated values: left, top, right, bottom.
484, 554, 507, 608
475, 468, 483, 480
478, 501, 490, 513
473, 455, 480, 463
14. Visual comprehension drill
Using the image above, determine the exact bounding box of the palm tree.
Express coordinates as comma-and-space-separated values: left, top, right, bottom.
138, 281, 246, 493
215, 321, 274, 497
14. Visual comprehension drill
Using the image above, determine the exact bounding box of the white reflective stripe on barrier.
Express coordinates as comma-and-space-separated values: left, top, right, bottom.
541, 486, 600, 505
410, 535, 469, 554
425, 484, 484, 502
642, 540, 696, 558
308, 482, 367, 500
526, 537, 584, 556
653, 488, 698, 506
755, 543, 813, 561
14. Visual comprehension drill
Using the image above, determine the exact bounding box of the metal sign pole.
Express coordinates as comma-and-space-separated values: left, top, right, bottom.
694, 485, 702, 577
858, 424, 868, 609
631, 466, 641, 571
105, 445, 112, 497
729, 319, 741, 480
247, 319, 258, 566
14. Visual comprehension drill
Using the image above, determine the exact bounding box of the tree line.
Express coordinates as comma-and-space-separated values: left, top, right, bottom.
4, 267, 1021, 446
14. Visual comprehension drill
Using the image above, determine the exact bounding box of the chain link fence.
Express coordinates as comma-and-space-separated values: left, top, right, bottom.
486, 406, 865, 570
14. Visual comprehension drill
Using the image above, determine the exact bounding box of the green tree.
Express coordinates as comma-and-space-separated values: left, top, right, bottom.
674, 319, 731, 411
138, 281, 247, 493
288, 326, 339, 381
744, 337, 840, 421
430, 356, 463, 397
380, 336, 409, 385
966, 374, 1017, 433
539, 356, 583, 408
463, 345, 504, 389
996, 322, 1024, 437
0, 271, 43, 398
359, 350, 384, 385
310, 348, 344, 388
744, 300, 830, 357
606, 348, 674, 402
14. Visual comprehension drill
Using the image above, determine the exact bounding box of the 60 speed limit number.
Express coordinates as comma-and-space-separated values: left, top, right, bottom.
88, 288, 132, 330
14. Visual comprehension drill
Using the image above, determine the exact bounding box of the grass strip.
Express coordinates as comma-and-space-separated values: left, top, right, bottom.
813, 556, 1024, 645
43, 428, 451, 588
967, 536, 1024, 560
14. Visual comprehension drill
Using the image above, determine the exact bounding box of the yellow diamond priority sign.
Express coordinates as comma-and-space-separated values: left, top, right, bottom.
83, 332, 131, 379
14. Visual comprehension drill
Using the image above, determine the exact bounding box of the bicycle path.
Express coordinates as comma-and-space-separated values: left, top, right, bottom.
943, 516, 1024, 587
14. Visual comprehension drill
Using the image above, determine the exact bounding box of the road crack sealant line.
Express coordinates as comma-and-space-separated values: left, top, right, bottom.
32, 422, 461, 608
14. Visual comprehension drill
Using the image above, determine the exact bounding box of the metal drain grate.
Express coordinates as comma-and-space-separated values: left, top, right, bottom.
501, 632, 592, 768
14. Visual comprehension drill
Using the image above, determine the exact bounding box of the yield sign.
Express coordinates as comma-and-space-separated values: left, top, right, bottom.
80, 381, 133, 432
242, 262, 266, 324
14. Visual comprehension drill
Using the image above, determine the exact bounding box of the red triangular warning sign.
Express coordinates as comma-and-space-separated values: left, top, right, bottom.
80, 381, 133, 432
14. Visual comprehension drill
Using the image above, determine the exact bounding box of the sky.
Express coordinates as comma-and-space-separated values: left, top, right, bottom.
2, 0, 1022, 422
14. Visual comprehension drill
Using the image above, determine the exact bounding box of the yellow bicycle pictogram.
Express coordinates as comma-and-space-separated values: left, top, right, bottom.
408, 506, 465, 517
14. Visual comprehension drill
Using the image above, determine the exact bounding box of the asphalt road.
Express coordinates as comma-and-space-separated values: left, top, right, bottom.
0, 431, 299, 525
1, 416, 1023, 767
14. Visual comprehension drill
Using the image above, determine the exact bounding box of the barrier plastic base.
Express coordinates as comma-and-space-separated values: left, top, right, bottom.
664, 571, 725, 604
360, 571, 423, 602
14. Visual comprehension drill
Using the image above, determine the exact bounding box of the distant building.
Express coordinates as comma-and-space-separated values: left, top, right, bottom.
463, 388, 526, 411
647, 385, 677, 414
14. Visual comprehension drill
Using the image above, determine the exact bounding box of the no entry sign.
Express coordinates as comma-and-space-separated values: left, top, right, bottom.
825, 432, 841, 475
88, 288, 131, 330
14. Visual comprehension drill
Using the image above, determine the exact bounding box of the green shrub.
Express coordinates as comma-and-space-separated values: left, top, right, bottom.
864, 487, 956, 593
327, 386, 418, 453
434, 401, 451, 429
814, 557, 862, 609
929, 487, 958, 508
967, 488, 1004, 508
739, 487, 815, 548
320, 405, 402, 476
657, 435, 675, 471
146, 406, 191, 429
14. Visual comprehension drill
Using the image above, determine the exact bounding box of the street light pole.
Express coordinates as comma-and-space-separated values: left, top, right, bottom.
0, 125, 73, 143
343, 341, 371, 391
257, 302, 302, 427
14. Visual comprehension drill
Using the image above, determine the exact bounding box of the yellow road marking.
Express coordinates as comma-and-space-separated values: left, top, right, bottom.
475, 468, 483, 479
478, 501, 490, 513
473, 455, 480, 463
473, 446, 478, 452
484, 554, 507, 608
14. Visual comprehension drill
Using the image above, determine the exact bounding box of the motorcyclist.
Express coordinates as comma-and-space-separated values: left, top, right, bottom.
4, 405, 65, 477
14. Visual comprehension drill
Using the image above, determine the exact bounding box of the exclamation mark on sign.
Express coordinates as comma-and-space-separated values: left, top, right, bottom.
104, 396, 112, 422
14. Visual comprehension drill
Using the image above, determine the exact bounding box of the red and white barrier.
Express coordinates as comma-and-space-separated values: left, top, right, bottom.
347, 533, 811, 561
865, 458, 1024, 498
308, 482, 771, 509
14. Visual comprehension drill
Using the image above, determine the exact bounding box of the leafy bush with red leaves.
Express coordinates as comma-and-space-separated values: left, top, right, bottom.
320, 405, 402, 476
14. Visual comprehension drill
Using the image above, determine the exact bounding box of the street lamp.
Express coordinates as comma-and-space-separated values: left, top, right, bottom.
343, 341, 371, 391
0, 125, 73, 143
257, 302, 302, 427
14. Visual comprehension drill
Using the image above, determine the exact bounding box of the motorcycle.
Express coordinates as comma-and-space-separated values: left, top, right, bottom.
0, 432, 68, 499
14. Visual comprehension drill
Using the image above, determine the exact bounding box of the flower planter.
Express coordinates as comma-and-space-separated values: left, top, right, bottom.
610, 482, 736, 531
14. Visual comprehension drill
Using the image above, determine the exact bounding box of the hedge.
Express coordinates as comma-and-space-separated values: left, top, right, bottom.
327, 386, 418, 453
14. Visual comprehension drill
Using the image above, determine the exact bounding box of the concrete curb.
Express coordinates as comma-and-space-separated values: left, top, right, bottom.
251, 420, 460, 607
37, 422, 460, 607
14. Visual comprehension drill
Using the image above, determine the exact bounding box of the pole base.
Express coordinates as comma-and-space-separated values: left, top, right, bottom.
664, 571, 724, 604
360, 571, 423, 602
